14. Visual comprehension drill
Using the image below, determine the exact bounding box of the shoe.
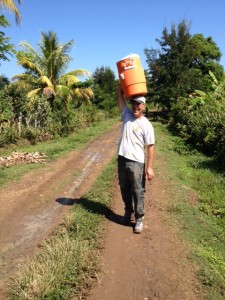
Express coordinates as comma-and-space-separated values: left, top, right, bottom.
120, 212, 135, 224
134, 219, 144, 234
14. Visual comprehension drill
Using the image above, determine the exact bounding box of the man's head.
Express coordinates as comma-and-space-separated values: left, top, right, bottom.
130, 96, 146, 118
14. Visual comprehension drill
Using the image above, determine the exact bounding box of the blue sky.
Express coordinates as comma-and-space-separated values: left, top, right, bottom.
1, 0, 225, 80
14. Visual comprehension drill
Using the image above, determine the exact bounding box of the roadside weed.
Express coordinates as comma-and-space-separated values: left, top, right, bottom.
9, 157, 117, 299
154, 122, 225, 299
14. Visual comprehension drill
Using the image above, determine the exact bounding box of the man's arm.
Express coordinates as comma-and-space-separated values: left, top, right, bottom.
117, 86, 126, 113
146, 144, 155, 181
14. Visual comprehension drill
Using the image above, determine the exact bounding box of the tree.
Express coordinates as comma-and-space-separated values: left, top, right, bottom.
0, 0, 21, 24
92, 66, 117, 111
13, 31, 93, 109
0, 74, 9, 88
93, 66, 116, 94
144, 19, 224, 110
0, 15, 14, 65
190, 34, 224, 80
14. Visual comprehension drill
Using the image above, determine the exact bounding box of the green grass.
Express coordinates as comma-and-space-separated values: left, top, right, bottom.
153, 122, 225, 300
9, 156, 117, 300
0, 117, 118, 188
6, 120, 225, 299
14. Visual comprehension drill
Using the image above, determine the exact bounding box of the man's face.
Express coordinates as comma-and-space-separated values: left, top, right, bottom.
130, 100, 145, 118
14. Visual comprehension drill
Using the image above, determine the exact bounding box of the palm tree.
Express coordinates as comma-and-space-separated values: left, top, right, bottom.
13, 31, 93, 109
0, 0, 22, 24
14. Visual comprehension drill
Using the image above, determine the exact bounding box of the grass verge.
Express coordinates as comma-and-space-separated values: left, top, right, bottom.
153, 122, 225, 300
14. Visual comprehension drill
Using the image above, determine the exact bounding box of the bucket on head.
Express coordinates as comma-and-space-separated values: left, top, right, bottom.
116, 54, 147, 99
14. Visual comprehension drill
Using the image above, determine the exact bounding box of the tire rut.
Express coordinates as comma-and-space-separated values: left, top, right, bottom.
0, 123, 120, 298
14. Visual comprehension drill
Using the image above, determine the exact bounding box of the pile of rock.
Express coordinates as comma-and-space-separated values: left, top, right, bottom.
0, 151, 47, 168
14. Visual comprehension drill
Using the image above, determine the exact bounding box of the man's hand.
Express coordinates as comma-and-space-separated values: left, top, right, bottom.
146, 167, 154, 181
146, 145, 154, 181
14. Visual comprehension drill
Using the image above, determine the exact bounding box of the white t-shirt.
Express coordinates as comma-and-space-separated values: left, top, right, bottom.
118, 106, 155, 163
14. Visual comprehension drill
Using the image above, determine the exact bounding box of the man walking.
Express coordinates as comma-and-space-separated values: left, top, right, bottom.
117, 87, 155, 233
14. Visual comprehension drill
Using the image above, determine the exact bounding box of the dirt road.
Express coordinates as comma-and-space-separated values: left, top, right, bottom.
0, 123, 203, 299
88, 154, 203, 300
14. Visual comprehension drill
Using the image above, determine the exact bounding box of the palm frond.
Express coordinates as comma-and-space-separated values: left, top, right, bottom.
11, 73, 38, 91
0, 0, 22, 24
37, 76, 54, 88
65, 69, 91, 78
16, 57, 43, 76
55, 84, 71, 99
12, 73, 36, 82
73, 87, 94, 105
57, 74, 79, 86
39, 32, 74, 80
18, 41, 37, 55
27, 88, 42, 98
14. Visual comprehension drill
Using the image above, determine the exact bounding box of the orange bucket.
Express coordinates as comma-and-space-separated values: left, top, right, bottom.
117, 54, 147, 99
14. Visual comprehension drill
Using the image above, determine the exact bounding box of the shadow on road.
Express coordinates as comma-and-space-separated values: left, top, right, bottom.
56, 197, 133, 227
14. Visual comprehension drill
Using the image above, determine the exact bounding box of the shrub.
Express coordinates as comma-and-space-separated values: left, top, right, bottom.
188, 101, 225, 159
0, 123, 20, 146
170, 96, 225, 162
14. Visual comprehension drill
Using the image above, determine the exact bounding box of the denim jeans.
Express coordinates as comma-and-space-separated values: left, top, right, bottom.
118, 155, 146, 220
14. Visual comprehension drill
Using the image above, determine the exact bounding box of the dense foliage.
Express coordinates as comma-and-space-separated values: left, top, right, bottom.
144, 20, 225, 163
0, 31, 108, 147
92, 66, 118, 114
144, 20, 223, 110
0, 15, 14, 64
169, 72, 225, 161
0, 85, 108, 146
